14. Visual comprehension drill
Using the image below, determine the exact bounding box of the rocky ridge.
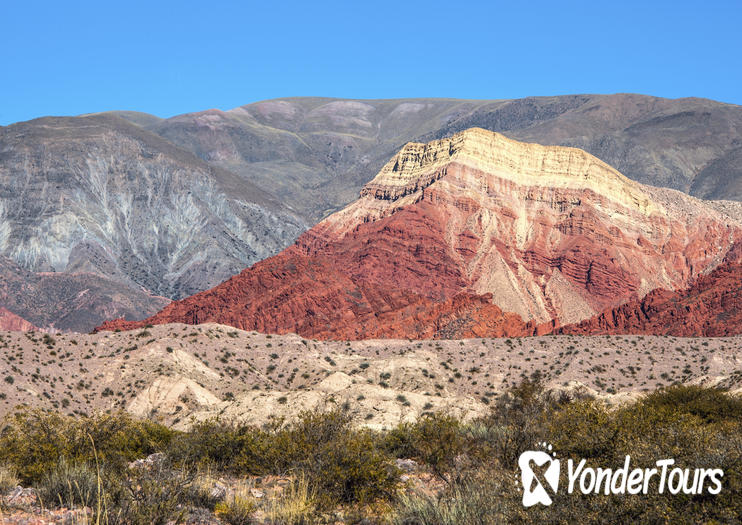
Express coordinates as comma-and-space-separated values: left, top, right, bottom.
0, 308, 35, 332
562, 244, 742, 336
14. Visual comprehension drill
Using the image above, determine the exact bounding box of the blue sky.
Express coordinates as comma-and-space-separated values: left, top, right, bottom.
1, 0, 740, 125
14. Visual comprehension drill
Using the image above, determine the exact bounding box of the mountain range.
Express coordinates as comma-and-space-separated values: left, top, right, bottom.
115, 94, 742, 220
2, 94, 742, 331
100, 128, 742, 338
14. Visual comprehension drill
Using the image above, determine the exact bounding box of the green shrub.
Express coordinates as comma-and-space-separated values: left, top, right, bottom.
168, 419, 252, 473
640, 384, 742, 423
383, 413, 464, 483
268, 409, 399, 506
301, 425, 396, 506
0, 408, 173, 484
169, 409, 399, 507
548, 399, 616, 459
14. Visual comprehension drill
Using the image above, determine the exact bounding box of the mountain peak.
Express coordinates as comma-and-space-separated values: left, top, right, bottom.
361, 127, 660, 216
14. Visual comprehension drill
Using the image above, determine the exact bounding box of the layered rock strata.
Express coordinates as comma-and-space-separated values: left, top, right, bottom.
99, 129, 742, 338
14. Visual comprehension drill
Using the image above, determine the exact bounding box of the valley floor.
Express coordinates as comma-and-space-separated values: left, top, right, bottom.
0, 324, 740, 429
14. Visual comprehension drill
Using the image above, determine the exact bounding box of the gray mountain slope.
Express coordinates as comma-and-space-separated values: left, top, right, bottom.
0, 114, 306, 311
140, 98, 486, 220
691, 146, 742, 201
0, 255, 169, 332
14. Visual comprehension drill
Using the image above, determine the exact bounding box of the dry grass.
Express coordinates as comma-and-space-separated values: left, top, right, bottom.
0, 464, 18, 492
214, 482, 258, 525
267, 474, 316, 525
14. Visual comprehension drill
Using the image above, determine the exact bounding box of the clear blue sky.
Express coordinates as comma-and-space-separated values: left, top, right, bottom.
1, 0, 740, 125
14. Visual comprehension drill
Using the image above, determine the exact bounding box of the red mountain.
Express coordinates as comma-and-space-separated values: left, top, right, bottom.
0, 307, 36, 331
98, 129, 742, 338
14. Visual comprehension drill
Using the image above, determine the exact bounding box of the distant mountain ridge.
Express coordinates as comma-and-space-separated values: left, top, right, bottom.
121, 94, 742, 222
0, 255, 168, 332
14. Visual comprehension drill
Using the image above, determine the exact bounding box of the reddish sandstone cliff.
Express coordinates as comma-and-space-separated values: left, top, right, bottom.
0, 307, 36, 331
98, 129, 742, 339
561, 246, 742, 336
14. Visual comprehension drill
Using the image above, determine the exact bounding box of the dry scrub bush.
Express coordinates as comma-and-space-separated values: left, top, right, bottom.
103, 461, 190, 525
36, 458, 99, 509
0, 464, 18, 492
214, 483, 257, 525
267, 474, 316, 525
169, 408, 399, 508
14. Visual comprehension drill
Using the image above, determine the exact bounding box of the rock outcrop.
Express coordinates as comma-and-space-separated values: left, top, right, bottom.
562, 245, 742, 337
98, 129, 742, 338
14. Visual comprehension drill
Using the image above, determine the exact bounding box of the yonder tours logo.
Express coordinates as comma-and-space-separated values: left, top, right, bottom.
516, 443, 724, 507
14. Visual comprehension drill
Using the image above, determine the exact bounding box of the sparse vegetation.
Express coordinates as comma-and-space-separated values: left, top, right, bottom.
0, 327, 740, 522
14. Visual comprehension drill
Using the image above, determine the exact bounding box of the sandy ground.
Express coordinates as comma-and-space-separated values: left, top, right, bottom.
0, 324, 739, 429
